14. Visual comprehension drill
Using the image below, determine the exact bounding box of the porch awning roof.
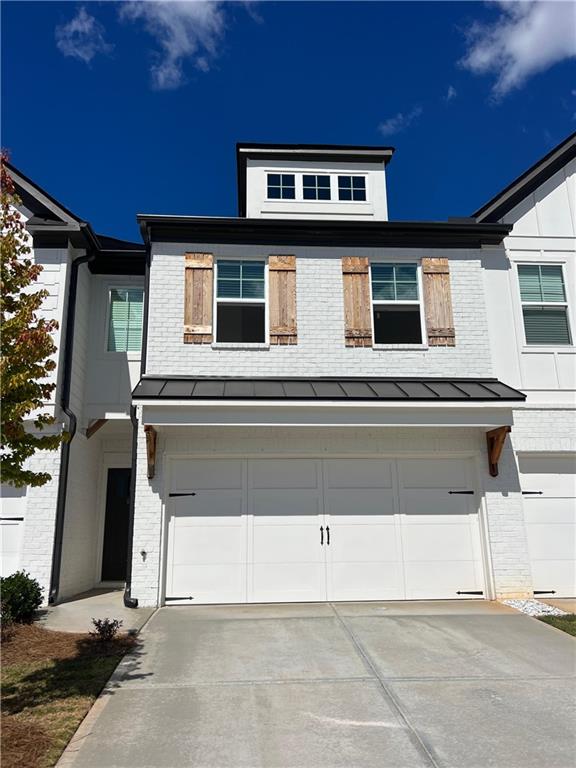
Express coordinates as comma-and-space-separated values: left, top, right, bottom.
132, 376, 525, 403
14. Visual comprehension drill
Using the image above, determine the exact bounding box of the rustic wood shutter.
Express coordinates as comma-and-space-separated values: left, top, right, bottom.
269, 255, 297, 345
342, 256, 372, 347
422, 257, 456, 346
183, 252, 213, 344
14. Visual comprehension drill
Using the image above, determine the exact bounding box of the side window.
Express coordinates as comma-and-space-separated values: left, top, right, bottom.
518, 264, 571, 345
371, 263, 422, 344
216, 260, 266, 343
303, 174, 331, 200
267, 174, 295, 200
338, 175, 366, 201
107, 288, 143, 352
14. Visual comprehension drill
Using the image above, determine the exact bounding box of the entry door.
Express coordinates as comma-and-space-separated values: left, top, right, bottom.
324, 459, 403, 601
249, 460, 326, 602
101, 468, 131, 582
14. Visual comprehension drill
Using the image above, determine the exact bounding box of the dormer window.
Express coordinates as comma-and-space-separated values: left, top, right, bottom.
303, 174, 331, 200
267, 174, 295, 200
338, 175, 366, 201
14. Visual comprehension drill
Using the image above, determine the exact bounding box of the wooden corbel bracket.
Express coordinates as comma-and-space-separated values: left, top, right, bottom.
144, 425, 157, 479
86, 418, 107, 439
486, 426, 511, 477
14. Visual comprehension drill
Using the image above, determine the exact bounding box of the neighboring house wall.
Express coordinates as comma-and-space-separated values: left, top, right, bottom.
145, 244, 495, 379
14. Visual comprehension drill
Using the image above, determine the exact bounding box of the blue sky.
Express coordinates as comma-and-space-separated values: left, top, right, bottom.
2, 1, 575, 241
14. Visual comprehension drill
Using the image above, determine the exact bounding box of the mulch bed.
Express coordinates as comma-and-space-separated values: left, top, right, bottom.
1, 623, 137, 768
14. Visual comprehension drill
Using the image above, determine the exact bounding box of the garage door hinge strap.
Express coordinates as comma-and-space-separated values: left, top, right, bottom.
522, 491, 543, 495
449, 490, 474, 494
169, 492, 197, 497
456, 591, 483, 595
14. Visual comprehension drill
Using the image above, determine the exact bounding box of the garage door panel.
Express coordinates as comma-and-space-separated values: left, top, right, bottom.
402, 524, 477, 562
526, 524, 576, 560
172, 522, 245, 563
253, 523, 323, 562
324, 459, 393, 489
250, 459, 319, 489
519, 456, 576, 496
171, 459, 243, 491
252, 490, 321, 517
328, 523, 399, 562
530, 562, 576, 595
400, 459, 470, 489
251, 563, 325, 602
172, 492, 243, 519
523, 499, 576, 525
330, 563, 403, 601
324, 488, 396, 517
404, 561, 481, 599
401, 489, 471, 520
1, 520, 23, 577
171, 563, 246, 603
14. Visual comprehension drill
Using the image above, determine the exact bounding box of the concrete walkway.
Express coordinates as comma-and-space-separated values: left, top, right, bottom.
58, 600, 576, 768
37, 589, 155, 634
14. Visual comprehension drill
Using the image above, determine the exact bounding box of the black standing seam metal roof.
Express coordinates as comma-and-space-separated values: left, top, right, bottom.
132, 377, 526, 402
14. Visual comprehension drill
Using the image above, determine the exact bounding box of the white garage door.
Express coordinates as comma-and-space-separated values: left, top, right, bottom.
0, 519, 24, 577
519, 455, 576, 598
165, 457, 485, 604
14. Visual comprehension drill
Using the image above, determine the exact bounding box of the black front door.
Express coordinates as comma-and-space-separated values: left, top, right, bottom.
101, 468, 131, 582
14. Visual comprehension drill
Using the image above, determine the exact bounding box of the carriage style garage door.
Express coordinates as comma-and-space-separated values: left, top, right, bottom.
165, 457, 486, 604
519, 455, 576, 598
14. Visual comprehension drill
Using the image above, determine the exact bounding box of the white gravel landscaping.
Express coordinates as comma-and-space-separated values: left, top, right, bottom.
503, 599, 568, 617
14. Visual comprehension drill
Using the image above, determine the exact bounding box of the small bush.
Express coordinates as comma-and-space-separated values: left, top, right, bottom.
0, 571, 43, 623
90, 617, 123, 642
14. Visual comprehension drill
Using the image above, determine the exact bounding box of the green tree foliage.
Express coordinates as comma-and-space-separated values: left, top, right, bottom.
1, 153, 64, 486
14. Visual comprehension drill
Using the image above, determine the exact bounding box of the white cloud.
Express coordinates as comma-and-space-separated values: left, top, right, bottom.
55, 6, 113, 64
461, 1, 576, 98
446, 85, 458, 102
378, 106, 423, 137
119, 1, 227, 90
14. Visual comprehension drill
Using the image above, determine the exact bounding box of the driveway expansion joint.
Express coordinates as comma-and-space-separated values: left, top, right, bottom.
329, 602, 441, 768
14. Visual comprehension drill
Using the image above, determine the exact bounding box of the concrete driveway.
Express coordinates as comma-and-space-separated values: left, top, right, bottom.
59, 601, 575, 768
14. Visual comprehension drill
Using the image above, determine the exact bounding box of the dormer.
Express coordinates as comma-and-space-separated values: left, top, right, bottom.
237, 143, 394, 221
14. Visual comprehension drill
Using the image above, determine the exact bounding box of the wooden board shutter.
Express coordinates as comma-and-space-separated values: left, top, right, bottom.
269, 255, 297, 345
422, 257, 456, 346
183, 253, 213, 344
342, 256, 372, 347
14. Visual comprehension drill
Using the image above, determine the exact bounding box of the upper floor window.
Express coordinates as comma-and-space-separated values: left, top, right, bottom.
216, 260, 266, 343
267, 174, 295, 200
371, 263, 422, 344
303, 174, 331, 200
107, 288, 144, 352
518, 264, 571, 346
338, 175, 366, 201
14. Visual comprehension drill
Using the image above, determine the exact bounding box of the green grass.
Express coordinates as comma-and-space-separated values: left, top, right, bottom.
538, 613, 576, 636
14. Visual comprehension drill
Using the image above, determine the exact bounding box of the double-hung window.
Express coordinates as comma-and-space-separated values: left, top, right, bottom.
338, 175, 366, 201
371, 263, 422, 344
216, 260, 266, 343
303, 174, 331, 200
107, 288, 144, 352
518, 264, 571, 345
267, 174, 295, 200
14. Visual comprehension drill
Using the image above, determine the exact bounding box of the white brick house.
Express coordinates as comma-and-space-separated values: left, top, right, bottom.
2, 135, 574, 608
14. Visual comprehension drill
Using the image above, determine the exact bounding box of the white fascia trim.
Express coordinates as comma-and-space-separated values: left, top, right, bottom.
134, 399, 518, 409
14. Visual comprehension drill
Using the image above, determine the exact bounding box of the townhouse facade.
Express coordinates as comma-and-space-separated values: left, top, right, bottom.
2, 135, 574, 608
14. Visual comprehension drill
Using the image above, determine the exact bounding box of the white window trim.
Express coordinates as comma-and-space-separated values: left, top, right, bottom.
264, 170, 370, 205
516, 262, 574, 349
104, 285, 144, 358
337, 174, 368, 202
369, 260, 428, 349
265, 173, 297, 201
213, 257, 269, 346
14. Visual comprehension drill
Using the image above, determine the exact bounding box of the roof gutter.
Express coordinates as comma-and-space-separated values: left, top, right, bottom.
48, 227, 96, 604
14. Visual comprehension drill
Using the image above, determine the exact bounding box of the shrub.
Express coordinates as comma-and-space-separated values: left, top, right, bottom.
0, 571, 43, 623
90, 617, 123, 642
